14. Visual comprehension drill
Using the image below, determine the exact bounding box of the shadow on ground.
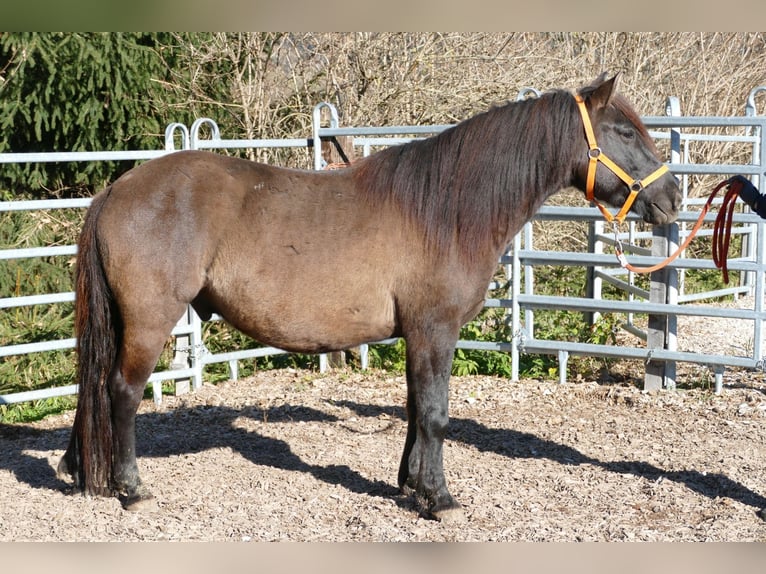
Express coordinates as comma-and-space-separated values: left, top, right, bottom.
1, 397, 765, 517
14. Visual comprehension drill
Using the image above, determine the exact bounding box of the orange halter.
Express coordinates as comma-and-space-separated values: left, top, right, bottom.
576, 95, 746, 279
574, 95, 670, 224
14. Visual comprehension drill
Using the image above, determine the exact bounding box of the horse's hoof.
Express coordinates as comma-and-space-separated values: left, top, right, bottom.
55, 457, 71, 481
757, 507, 766, 521
121, 486, 157, 512
418, 491, 466, 523
122, 494, 157, 512
431, 504, 467, 524
55, 456, 80, 489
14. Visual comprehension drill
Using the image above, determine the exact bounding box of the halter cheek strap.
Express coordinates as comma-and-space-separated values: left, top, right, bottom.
574, 95, 669, 224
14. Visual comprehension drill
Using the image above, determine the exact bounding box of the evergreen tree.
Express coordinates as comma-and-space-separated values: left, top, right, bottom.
0, 32, 175, 196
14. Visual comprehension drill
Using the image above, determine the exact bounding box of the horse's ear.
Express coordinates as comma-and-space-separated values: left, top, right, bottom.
587, 73, 620, 110
593, 71, 610, 84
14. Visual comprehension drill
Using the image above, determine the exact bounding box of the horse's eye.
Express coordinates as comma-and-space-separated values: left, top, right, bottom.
617, 127, 635, 141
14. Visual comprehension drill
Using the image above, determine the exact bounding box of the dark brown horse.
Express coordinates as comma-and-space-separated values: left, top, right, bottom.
58, 74, 680, 521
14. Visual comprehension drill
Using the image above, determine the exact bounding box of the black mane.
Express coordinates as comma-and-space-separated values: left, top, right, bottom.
352, 89, 583, 260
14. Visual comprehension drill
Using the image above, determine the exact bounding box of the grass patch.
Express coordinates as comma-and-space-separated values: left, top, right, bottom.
0, 395, 77, 424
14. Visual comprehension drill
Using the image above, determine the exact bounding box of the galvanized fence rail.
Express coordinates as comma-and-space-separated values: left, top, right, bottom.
2, 87, 766, 406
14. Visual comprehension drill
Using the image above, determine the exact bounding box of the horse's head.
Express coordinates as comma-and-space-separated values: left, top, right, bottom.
574, 73, 681, 226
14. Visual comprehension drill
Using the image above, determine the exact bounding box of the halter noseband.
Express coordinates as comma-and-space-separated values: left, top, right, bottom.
574, 94, 669, 224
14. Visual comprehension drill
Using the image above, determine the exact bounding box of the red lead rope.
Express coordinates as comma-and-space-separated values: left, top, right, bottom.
711, 176, 750, 284
617, 176, 752, 283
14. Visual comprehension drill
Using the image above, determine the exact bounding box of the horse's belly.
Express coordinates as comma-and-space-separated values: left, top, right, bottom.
200, 208, 407, 352
211, 289, 397, 354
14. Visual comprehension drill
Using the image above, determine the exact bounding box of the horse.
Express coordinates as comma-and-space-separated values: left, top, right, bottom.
57, 73, 681, 522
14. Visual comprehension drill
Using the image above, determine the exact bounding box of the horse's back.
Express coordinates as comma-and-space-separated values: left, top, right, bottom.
94, 151, 413, 352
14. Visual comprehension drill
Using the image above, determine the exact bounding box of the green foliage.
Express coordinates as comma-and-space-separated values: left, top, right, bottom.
366, 339, 407, 373
0, 396, 76, 423
0, 33, 174, 195
453, 308, 514, 378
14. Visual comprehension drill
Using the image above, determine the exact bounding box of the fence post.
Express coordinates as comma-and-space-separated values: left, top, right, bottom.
644, 98, 681, 391
644, 227, 673, 390
750, 89, 766, 376
585, 219, 603, 325
510, 232, 523, 382
171, 306, 192, 396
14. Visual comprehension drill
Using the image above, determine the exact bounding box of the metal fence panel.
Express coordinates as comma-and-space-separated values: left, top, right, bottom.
2, 88, 766, 406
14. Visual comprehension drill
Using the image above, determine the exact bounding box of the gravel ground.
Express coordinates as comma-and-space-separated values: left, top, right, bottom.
2, 365, 766, 542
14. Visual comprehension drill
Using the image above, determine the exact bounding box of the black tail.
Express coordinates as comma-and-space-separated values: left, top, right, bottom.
58, 189, 118, 496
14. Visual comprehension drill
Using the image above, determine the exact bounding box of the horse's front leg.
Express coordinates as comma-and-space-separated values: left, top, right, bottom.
399, 326, 464, 522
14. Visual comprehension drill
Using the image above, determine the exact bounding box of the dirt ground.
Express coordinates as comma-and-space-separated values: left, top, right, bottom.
2, 365, 766, 542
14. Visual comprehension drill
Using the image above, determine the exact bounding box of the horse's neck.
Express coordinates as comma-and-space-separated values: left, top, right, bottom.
494, 99, 580, 246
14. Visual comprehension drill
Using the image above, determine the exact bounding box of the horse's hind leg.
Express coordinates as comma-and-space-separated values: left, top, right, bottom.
110, 313, 184, 510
